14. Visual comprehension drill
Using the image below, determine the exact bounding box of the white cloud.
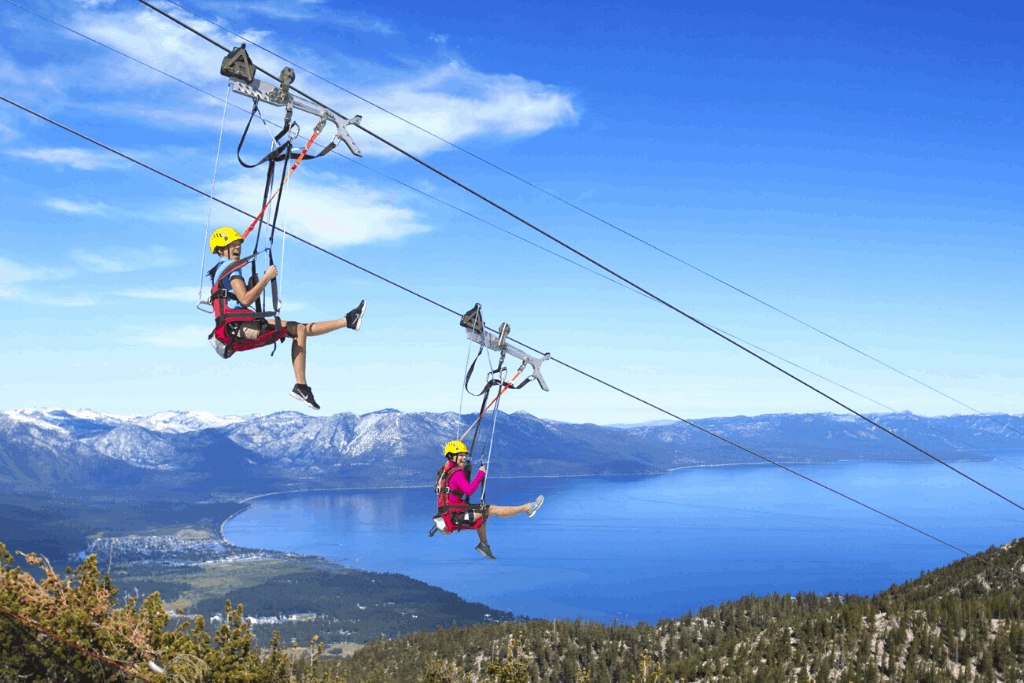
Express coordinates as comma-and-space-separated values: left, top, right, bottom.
9, 147, 126, 170
71, 8, 229, 89
69, 0, 117, 7
0, 258, 87, 303
118, 286, 203, 302
44, 199, 112, 215
0, 257, 45, 284
215, 171, 430, 247
0, 280, 96, 307
429, 33, 449, 45
333, 15, 396, 36
188, 1, 395, 34
32, 293, 97, 307
0, 256, 74, 284
357, 60, 578, 156
131, 324, 211, 349
13, 5, 574, 158
0, 118, 16, 143
70, 247, 178, 273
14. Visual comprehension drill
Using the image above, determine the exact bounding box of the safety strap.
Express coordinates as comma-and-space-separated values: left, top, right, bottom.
239, 115, 330, 244
236, 101, 298, 169
479, 368, 505, 506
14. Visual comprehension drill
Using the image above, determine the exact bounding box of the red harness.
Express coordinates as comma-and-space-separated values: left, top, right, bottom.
208, 258, 287, 359
434, 461, 486, 534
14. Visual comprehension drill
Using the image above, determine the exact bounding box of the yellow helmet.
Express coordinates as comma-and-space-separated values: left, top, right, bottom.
209, 227, 244, 254
444, 440, 468, 459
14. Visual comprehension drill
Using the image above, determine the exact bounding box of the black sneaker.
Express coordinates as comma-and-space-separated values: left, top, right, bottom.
346, 300, 366, 331
290, 384, 320, 410
475, 542, 496, 561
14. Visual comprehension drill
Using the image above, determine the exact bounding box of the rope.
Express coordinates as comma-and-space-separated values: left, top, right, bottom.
6, 94, 1024, 583
456, 340, 474, 440
480, 367, 505, 505
197, 81, 232, 307
459, 369, 524, 443
239, 126, 322, 241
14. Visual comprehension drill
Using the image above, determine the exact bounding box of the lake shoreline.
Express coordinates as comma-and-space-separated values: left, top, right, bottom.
219, 454, 1022, 624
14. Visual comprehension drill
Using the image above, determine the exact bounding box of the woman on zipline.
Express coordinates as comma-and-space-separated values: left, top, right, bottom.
436, 440, 543, 560
209, 226, 366, 410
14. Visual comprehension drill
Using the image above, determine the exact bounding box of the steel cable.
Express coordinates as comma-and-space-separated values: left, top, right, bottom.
3, 93, 1021, 583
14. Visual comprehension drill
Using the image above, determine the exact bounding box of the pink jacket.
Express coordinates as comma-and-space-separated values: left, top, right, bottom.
446, 467, 485, 506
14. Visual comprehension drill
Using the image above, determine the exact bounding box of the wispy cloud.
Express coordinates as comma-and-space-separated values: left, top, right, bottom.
0, 257, 86, 305
9, 147, 127, 170
130, 324, 211, 349
70, 7, 230, 89
0, 118, 16, 143
70, 247, 178, 273
188, 1, 396, 35
11, 4, 574, 160
32, 293, 97, 307
118, 286, 203, 302
333, 15, 396, 36
44, 198, 112, 215
0, 256, 73, 283
358, 60, 578, 156
215, 171, 430, 247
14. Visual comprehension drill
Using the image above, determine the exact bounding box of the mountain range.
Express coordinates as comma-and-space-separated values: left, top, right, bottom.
2, 407, 1022, 499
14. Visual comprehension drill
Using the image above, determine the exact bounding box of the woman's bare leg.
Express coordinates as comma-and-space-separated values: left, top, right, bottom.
476, 520, 489, 546
306, 317, 348, 337
487, 503, 531, 518
476, 500, 538, 549
289, 322, 308, 385
285, 318, 348, 386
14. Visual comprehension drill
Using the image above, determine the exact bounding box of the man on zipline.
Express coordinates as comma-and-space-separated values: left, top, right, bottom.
209, 226, 366, 410
436, 440, 543, 560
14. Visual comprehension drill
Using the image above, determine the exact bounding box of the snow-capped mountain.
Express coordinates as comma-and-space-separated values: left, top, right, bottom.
1, 408, 1021, 498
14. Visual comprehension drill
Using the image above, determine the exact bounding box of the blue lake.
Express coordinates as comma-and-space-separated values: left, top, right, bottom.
223, 454, 1024, 625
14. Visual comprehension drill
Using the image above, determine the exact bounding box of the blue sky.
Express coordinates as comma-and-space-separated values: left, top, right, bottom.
1, 0, 1021, 424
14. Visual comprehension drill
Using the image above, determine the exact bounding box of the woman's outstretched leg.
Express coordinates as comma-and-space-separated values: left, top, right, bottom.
476, 520, 489, 546
487, 504, 529, 518
285, 301, 365, 410
488, 496, 544, 519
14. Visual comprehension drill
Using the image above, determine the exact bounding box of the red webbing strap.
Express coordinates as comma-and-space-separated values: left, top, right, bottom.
458, 369, 523, 443
239, 126, 323, 241
436, 465, 487, 529
211, 255, 258, 325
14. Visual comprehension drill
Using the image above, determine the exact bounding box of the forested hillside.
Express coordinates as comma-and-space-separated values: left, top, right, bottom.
334, 538, 1024, 682
4, 537, 1024, 681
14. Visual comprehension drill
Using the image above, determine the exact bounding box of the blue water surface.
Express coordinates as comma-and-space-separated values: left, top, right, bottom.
223, 454, 1024, 624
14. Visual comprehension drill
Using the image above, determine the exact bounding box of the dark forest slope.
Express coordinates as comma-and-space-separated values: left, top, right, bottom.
333, 538, 1024, 682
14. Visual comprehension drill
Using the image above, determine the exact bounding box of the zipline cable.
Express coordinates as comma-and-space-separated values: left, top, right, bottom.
141, 0, 1024, 441
196, 82, 232, 307
4, 94, 1022, 584
348, 127, 1024, 511
27, 0, 995, 466
10, 0, 999, 469
705, 324, 1022, 469
2, 0, 646, 302
0, 0, 653, 308
132, 0, 1024, 514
